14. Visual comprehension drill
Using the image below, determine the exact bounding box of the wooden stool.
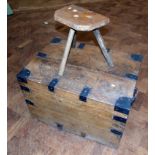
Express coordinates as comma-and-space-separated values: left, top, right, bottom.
54, 5, 114, 76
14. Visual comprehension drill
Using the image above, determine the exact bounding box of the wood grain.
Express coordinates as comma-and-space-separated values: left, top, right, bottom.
8, 0, 147, 154
15, 24, 142, 147
43, 41, 141, 78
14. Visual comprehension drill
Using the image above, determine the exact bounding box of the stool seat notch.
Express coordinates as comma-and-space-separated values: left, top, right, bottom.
54, 5, 110, 31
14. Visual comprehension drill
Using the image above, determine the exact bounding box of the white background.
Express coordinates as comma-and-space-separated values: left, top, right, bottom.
0, 0, 7, 154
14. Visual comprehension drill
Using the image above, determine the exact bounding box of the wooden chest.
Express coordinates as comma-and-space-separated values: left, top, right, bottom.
17, 37, 142, 148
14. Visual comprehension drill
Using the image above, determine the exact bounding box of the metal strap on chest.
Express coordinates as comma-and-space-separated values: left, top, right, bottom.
37, 52, 47, 59
114, 88, 138, 115
48, 78, 59, 92
16, 68, 31, 83
20, 85, 30, 92
79, 86, 91, 102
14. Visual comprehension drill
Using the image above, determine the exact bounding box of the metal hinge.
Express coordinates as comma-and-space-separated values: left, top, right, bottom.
25, 99, 34, 106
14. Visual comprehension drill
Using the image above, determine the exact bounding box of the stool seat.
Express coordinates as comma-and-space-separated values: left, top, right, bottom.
54, 5, 113, 76
54, 5, 110, 31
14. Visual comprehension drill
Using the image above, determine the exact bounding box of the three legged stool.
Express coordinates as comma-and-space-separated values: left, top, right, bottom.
54, 5, 114, 76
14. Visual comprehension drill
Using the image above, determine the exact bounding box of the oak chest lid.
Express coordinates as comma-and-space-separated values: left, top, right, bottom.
20, 57, 136, 108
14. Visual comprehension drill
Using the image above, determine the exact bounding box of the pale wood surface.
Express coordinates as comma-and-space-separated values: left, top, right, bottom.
44, 39, 141, 78
54, 5, 109, 31
8, 0, 147, 154
26, 56, 136, 105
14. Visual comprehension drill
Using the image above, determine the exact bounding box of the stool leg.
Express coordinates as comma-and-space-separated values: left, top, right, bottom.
58, 28, 75, 76
71, 32, 76, 48
93, 29, 114, 67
